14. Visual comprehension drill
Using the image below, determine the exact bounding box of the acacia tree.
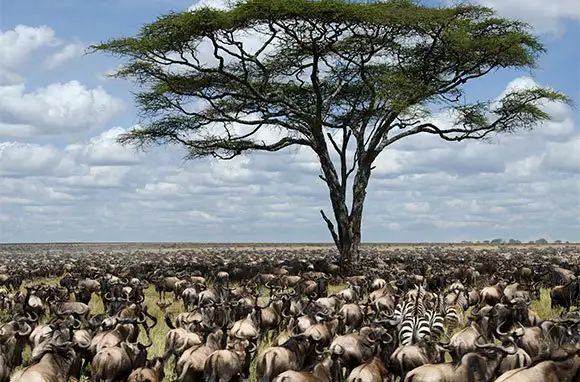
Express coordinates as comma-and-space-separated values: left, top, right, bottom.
92, 0, 569, 272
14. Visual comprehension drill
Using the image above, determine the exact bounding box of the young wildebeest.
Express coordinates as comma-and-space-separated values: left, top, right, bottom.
127, 356, 167, 382
256, 335, 315, 381
273, 355, 339, 382
347, 357, 389, 382
203, 339, 256, 381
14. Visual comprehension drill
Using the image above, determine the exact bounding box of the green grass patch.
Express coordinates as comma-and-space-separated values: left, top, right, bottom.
5, 280, 564, 381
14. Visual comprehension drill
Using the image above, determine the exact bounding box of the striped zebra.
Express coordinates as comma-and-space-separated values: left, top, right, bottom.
396, 285, 443, 345
398, 315, 431, 345
397, 309, 444, 345
443, 303, 465, 333
424, 309, 445, 340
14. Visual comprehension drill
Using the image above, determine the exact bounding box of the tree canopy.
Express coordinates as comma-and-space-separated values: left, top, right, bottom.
91, 0, 570, 273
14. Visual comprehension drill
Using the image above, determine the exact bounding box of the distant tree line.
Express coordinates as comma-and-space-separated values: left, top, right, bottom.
460, 238, 570, 245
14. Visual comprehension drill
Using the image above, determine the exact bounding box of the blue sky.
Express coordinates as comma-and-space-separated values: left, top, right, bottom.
0, 0, 579, 243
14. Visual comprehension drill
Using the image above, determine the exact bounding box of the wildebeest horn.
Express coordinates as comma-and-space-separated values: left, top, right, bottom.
72, 319, 81, 329
496, 321, 508, 337
75, 338, 91, 350
17, 322, 32, 337
281, 307, 290, 318
514, 322, 525, 337
104, 292, 113, 301
475, 335, 518, 354
382, 332, 394, 344
26, 311, 39, 322
247, 341, 257, 353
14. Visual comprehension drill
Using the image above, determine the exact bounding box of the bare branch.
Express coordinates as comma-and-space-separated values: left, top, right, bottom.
320, 209, 340, 248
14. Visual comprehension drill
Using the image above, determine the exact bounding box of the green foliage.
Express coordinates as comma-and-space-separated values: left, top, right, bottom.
90, 0, 569, 161
90, 0, 571, 263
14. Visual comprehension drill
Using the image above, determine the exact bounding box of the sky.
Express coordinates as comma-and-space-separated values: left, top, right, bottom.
0, 0, 579, 244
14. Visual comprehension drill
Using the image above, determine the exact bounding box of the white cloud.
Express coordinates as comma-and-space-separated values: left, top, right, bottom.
0, 25, 59, 85
188, 0, 235, 11
0, 25, 123, 138
0, 142, 60, 177
456, 0, 580, 34
0, 69, 578, 243
0, 81, 125, 137
44, 43, 86, 69
66, 127, 142, 166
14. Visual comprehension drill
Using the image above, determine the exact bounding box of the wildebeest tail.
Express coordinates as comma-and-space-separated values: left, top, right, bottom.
165, 315, 175, 329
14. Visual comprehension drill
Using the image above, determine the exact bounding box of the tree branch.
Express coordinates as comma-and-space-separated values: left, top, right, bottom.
320, 209, 340, 248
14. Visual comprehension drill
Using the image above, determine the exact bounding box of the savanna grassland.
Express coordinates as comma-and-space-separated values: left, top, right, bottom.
2, 242, 579, 381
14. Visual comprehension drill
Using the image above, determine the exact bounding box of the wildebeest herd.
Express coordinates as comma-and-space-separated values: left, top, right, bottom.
1, 243, 580, 381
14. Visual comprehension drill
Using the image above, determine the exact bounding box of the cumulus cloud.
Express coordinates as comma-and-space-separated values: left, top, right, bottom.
448, 0, 580, 34
0, 76, 578, 243
188, 0, 234, 11
0, 25, 58, 85
0, 81, 125, 137
0, 142, 60, 177
66, 127, 142, 166
0, 25, 125, 138
44, 43, 86, 69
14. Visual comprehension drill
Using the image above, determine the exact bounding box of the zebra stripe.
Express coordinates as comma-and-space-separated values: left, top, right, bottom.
444, 304, 464, 332
398, 316, 431, 346
424, 310, 445, 340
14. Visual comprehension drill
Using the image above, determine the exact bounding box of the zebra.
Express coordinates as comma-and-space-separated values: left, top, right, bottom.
424, 309, 445, 340
443, 289, 469, 333
397, 309, 444, 345
395, 284, 444, 345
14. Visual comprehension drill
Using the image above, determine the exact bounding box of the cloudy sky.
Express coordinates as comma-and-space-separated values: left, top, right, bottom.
1, 0, 579, 244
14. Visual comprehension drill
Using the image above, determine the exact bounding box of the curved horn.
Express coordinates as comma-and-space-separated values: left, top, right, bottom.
514, 322, 526, 337
382, 331, 394, 344
475, 335, 518, 354
72, 319, 82, 329
26, 311, 39, 323
17, 322, 32, 337
496, 321, 509, 337
76, 338, 91, 350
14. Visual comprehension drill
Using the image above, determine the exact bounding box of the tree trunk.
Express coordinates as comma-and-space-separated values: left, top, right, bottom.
318, 148, 371, 275
343, 163, 371, 273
